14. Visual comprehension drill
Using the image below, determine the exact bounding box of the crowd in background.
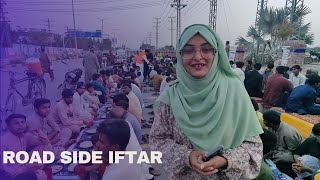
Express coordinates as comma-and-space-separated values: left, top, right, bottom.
230, 58, 320, 179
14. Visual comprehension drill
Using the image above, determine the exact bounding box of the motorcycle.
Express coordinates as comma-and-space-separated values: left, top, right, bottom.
55, 61, 83, 102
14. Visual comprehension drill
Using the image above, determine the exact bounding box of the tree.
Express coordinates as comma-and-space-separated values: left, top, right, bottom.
237, 5, 314, 63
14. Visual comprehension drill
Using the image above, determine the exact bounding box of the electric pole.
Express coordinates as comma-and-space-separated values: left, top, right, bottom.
208, 0, 218, 31
254, 0, 268, 56
47, 18, 51, 32
154, 17, 160, 50
47, 18, 53, 47
0, 0, 11, 48
169, 17, 175, 47
171, 0, 187, 40
147, 32, 152, 45
71, 0, 78, 57
98, 18, 107, 38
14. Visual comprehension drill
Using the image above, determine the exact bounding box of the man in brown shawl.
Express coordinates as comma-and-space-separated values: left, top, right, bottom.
39, 47, 54, 81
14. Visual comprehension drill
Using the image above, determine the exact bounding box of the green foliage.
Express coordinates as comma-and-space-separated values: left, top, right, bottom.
237, 4, 315, 62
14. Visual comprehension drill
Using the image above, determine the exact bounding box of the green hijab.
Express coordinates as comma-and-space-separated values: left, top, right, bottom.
155, 24, 263, 151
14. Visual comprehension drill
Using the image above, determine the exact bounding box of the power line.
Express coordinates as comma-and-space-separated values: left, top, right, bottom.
184, 0, 207, 19
184, 0, 207, 24
159, 0, 171, 20
160, 6, 174, 31
9, 1, 163, 12
183, 0, 202, 16
8, 0, 130, 5
221, 0, 230, 39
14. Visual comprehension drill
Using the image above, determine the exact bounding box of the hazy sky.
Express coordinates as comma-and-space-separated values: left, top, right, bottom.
6, 0, 320, 49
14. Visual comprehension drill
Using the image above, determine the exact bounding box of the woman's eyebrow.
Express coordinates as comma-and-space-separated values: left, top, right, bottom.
201, 43, 211, 46
184, 44, 194, 47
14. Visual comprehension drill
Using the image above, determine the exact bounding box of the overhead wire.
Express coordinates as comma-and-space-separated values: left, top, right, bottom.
225, 0, 241, 36
184, 0, 207, 19
182, 0, 202, 16
159, 0, 171, 20
9, 1, 163, 13
184, 0, 208, 24
221, 0, 231, 40
8, 0, 131, 5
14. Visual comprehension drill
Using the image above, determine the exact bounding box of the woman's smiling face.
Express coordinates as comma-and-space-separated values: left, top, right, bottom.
181, 34, 215, 79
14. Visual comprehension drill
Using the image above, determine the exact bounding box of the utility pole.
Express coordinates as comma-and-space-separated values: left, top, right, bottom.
254, 0, 268, 57
0, 0, 11, 48
47, 18, 51, 33
154, 17, 160, 50
285, 0, 304, 39
71, 0, 78, 57
169, 17, 175, 47
47, 18, 53, 47
208, 0, 218, 31
97, 18, 107, 38
171, 0, 187, 40
147, 32, 152, 45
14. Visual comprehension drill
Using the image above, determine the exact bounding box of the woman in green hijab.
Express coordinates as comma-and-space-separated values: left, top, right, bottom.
149, 24, 264, 179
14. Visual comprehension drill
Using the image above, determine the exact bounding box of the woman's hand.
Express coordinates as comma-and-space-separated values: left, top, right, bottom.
199, 155, 228, 172
189, 151, 227, 176
292, 163, 313, 174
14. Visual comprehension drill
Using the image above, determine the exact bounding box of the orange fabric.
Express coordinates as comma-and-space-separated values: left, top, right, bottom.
153, 74, 163, 92
135, 51, 145, 64
27, 63, 43, 76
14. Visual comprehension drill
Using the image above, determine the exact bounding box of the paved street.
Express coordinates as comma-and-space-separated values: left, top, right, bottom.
0, 59, 84, 116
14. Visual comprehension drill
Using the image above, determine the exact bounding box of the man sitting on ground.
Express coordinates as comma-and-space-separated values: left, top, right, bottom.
263, 66, 294, 108
245, 63, 264, 98
83, 82, 101, 111
97, 120, 142, 180
110, 99, 142, 143
263, 62, 274, 87
292, 123, 320, 180
92, 73, 108, 104
121, 82, 142, 123
52, 89, 85, 137
153, 69, 163, 93
27, 98, 74, 150
285, 74, 320, 115
289, 65, 306, 88
233, 61, 245, 83
1, 114, 51, 179
73, 82, 92, 118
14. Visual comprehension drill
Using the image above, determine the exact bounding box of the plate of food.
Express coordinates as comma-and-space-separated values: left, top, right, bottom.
52, 164, 64, 174
85, 128, 97, 134
67, 163, 77, 172
79, 141, 93, 148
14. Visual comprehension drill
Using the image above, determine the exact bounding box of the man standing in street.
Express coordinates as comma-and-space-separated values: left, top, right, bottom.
39, 46, 54, 81
83, 47, 100, 83
143, 49, 153, 80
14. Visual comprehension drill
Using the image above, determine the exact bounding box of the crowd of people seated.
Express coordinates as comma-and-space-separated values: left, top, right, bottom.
235, 60, 320, 115
0, 51, 175, 180
231, 60, 320, 179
